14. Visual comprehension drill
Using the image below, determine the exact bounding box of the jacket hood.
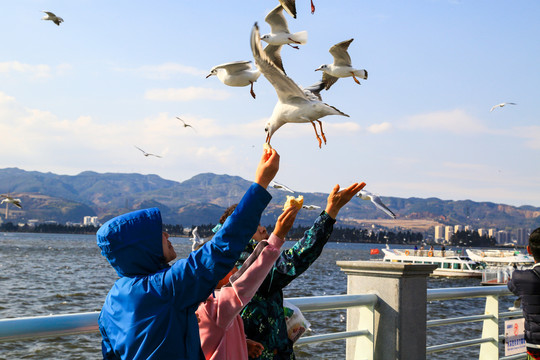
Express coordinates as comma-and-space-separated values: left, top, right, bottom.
97, 207, 168, 277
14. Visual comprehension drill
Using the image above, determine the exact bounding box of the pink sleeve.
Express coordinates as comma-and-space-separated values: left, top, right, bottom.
215, 234, 284, 328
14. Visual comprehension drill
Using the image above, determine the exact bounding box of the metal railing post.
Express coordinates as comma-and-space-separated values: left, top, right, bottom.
479, 295, 499, 360
337, 261, 437, 360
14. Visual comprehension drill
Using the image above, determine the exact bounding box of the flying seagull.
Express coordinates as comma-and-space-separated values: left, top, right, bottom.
490, 102, 517, 112
302, 204, 321, 210
270, 180, 295, 193
315, 39, 368, 90
261, 5, 308, 50
41, 11, 64, 26
190, 226, 208, 251
357, 189, 396, 219
1, 195, 22, 209
134, 146, 162, 158
176, 117, 196, 131
206, 61, 261, 99
250, 22, 349, 148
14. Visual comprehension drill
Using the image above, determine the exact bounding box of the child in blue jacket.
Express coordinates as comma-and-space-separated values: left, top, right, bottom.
97, 147, 280, 360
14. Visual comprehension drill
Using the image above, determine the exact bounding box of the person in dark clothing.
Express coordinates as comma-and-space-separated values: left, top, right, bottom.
508, 227, 540, 360
239, 182, 366, 359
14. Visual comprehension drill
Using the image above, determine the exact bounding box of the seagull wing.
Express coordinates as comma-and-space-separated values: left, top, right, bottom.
264, 44, 285, 73
270, 181, 295, 193
371, 195, 396, 219
278, 0, 297, 18
212, 61, 252, 74
42, 11, 56, 16
265, 5, 290, 34
251, 23, 306, 103
13, 200, 22, 209
303, 81, 326, 101
329, 39, 354, 66
490, 105, 499, 112
134, 146, 147, 155
505, 102, 517, 105
322, 72, 340, 91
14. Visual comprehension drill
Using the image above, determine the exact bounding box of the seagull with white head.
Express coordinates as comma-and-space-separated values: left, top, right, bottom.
250, 23, 349, 148
206, 61, 261, 99
41, 11, 64, 26
269, 180, 295, 193
302, 204, 321, 210
1, 195, 22, 209
316, 39, 368, 90
261, 5, 308, 50
490, 102, 517, 112
357, 189, 396, 219
135, 146, 162, 158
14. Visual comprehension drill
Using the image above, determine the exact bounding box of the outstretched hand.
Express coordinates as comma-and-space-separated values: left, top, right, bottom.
325, 182, 366, 219
254, 146, 280, 189
246, 339, 264, 358
273, 204, 300, 239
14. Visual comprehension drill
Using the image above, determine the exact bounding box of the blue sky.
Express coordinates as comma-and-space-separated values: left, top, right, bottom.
1, 1, 539, 207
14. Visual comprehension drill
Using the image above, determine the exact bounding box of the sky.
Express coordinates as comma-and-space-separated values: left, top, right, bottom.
1, 1, 539, 207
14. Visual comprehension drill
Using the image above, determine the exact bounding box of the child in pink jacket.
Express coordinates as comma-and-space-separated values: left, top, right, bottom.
197, 205, 299, 360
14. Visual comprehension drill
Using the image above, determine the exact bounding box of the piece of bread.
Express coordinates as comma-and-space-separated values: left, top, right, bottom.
283, 195, 304, 210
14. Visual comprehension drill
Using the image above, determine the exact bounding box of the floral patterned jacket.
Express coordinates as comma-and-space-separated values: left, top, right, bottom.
240, 211, 336, 359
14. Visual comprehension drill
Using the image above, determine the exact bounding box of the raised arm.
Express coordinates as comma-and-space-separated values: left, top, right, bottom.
261, 182, 366, 294
214, 205, 299, 328
163, 147, 280, 308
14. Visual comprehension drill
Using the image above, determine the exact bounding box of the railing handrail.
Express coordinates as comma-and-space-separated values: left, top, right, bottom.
0, 294, 376, 343
427, 285, 511, 301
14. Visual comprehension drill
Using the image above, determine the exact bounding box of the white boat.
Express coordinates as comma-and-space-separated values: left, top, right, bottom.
465, 248, 534, 266
381, 248, 485, 278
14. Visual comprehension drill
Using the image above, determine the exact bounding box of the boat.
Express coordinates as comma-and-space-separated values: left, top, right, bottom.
381, 248, 485, 278
465, 248, 534, 266
464, 249, 533, 285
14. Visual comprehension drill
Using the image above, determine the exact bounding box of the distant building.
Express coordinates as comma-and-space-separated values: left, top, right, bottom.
445, 226, 454, 242
478, 228, 486, 237
496, 230, 510, 244
434, 225, 444, 241
516, 228, 530, 246
454, 225, 463, 233
464, 225, 472, 232
27, 219, 40, 227
83, 216, 100, 227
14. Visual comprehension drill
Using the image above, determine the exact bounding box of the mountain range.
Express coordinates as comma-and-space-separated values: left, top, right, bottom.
1, 168, 539, 232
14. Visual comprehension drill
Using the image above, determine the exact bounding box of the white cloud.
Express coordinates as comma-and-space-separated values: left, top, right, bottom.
367, 122, 392, 134
144, 87, 231, 101
402, 109, 488, 135
115, 62, 207, 79
0, 61, 52, 78
513, 126, 540, 150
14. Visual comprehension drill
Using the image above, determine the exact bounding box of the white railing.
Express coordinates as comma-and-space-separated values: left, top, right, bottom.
0, 286, 527, 359
426, 285, 526, 360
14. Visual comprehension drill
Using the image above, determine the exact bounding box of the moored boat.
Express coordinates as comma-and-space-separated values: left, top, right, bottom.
466, 248, 533, 266
381, 248, 485, 278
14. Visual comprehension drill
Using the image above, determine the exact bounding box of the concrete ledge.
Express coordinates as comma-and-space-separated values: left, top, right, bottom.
337, 260, 438, 278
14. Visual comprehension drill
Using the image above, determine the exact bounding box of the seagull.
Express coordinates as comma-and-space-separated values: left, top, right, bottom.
1, 195, 22, 209
206, 61, 261, 99
356, 189, 396, 219
190, 226, 207, 251
302, 204, 321, 210
277, 0, 315, 17
41, 11, 64, 26
490, 102, 517, 112
261, 5, 308, 50
250, 23, 349, 148
176, 117, 196, 131
134, 146, 162, 158
315, 39, 368, 90
270, 180, 295, 193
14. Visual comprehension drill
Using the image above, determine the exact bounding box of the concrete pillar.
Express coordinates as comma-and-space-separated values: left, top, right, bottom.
336, 261, 437, 360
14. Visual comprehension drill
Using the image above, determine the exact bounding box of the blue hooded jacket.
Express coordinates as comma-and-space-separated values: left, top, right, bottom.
97, 183, 271, 360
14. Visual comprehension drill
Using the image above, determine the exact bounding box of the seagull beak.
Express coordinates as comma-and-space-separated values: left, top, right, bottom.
205, 73, 213, 78
265, 132, 271, 145
314, 68, 322, 71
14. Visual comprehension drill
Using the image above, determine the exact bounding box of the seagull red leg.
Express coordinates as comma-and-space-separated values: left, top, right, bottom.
287, 42, 300, 50
315, 120, 327, 144
351, 73, 361, 85
250, 82, 256, 99
311, 0, 316, 14
310, 121, 323, 148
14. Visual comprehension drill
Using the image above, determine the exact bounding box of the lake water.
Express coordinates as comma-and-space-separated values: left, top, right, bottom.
0, 233, 517, 359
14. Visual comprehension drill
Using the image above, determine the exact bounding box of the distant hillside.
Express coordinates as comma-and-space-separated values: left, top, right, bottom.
0, 168, 539, 231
